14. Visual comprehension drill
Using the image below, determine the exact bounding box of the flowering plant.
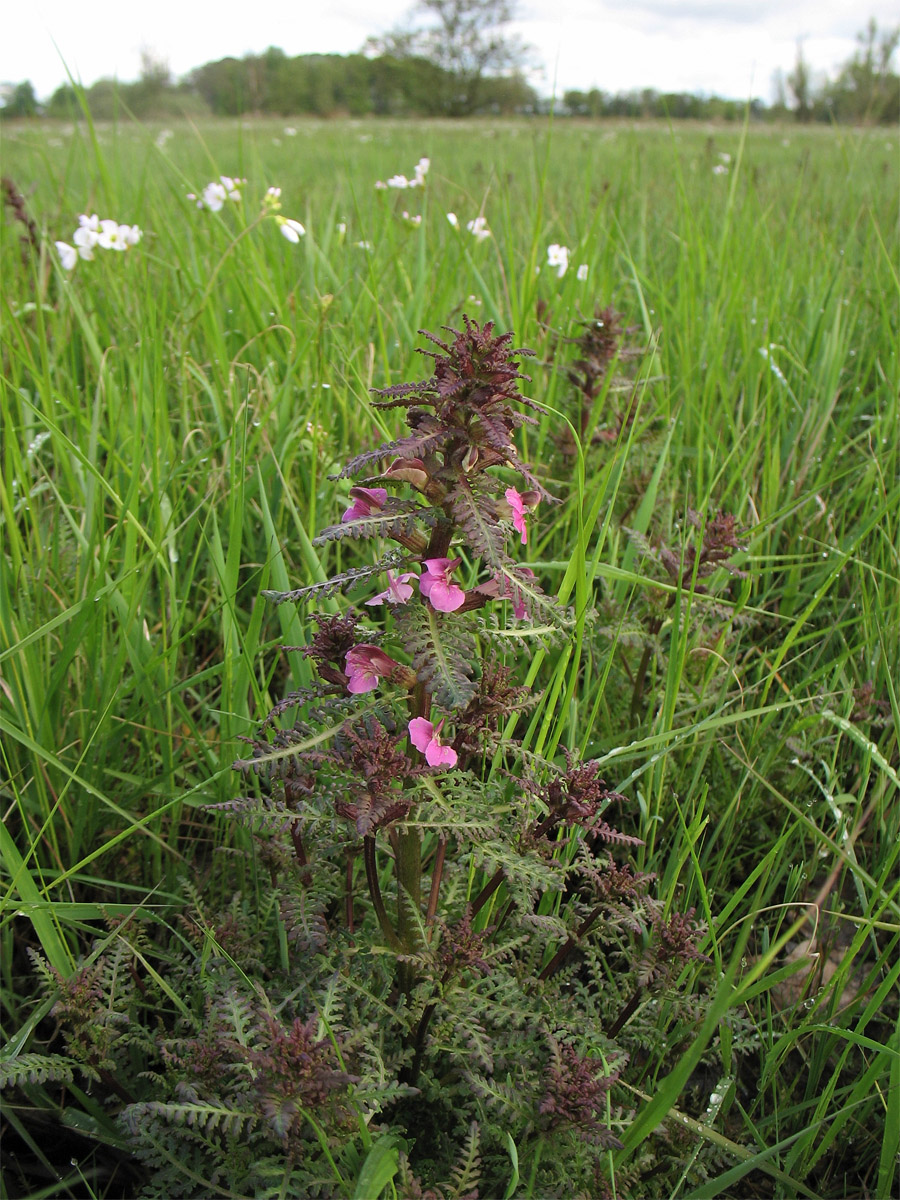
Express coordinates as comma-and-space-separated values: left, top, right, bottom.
215, 316, 709, 1192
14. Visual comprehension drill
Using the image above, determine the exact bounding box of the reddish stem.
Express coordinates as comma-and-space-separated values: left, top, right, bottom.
425, 839, 447, 927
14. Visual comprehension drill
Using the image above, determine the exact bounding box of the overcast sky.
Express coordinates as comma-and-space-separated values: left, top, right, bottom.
4, 0, 898, 103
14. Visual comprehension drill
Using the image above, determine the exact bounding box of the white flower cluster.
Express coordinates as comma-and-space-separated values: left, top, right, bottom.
187, 175, 246, 211
446, 213, 492, 242
375, 157, 430, 190
544, 243, 588, 281
55, 213, 142, 271
262, 184, 306, 243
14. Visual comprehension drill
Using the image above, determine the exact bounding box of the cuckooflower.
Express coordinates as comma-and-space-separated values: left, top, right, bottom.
201, 181, 228, 211
576, 263, 589, 281
446, 212, 459, 227
341, 487, 388, 523
419, 557, 466, 612
547, 243, 569, 278
467, 216, 491, 242
366, 571, 417, 606
73, 216, 99, 259
387, 174, 410, 189
97, 219, 128, 250
344, 645, 400, 694
277, 216, 306, 242
55, 241, 77, 271
408, 717, 457, 768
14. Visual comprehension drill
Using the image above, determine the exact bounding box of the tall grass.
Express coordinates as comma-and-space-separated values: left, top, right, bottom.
1, 112, 898, 1196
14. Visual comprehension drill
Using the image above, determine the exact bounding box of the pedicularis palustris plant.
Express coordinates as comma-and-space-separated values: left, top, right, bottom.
222, 318, 710, 1179
17, 319, 715, 1196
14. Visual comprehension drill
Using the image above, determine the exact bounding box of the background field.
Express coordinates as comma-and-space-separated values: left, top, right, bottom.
1, 115, 898, 1197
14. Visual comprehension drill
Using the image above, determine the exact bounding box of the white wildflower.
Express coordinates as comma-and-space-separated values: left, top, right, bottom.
401, 211, 422, 228
718, 151, 731, 164
387, 174, 410, 189
547, 243, 569, 278
466, 216, 491, 242
446, 212, 458, 227
284, 126, 297, 136
277, 217, 306, 243
73, 217, 99, 260
712, 163, 729, 176
97, 219, 129, 250
55, 241, 77, 270
576, 263, 589, 281
201, 181, 228, 211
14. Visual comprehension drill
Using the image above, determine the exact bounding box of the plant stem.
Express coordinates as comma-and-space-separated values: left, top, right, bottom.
605, 987, 643, 1038
363, 835, 403, 952
470, 867, 505, 917
425, 838, 447, 928
537, 904, 603, 981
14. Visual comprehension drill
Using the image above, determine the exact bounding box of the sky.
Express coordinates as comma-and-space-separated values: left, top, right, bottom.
3, 0, 898, 104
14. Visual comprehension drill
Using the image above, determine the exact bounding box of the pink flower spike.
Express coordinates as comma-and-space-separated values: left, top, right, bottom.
365, 571, 417, 606
408, 717, 458, 768
420, 557, 466, 612
344, 644, 399, 693
341, 487, 388, 523
505, 487, 529, 544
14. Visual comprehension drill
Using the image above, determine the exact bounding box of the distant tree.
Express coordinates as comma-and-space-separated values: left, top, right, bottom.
46, 83, 80, 118
190, 57, 250, 115
787, 41, 813, 121
366, 0, 532, 116
4, 81, 39, 117
825, 19, 899, 123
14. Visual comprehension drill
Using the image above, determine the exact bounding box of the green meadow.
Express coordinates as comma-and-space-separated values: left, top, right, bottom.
1, 114, 898, 1197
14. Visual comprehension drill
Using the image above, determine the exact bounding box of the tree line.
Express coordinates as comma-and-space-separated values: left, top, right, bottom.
3, 18, 897, 124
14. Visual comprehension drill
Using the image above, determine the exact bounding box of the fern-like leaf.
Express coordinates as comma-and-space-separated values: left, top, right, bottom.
0, 1053, 80, 1089
263, 551, 409, 605
313, 500, 435, 546
333, 425, 451, 480
447, 1121, 482, 1200
447, 478, 510, 568
396, 605, 479, 710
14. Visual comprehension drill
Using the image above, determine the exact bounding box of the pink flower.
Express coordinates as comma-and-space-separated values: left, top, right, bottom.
341, 487, 388, 523
505, 487, 529, 544
420, 557, 466, 612
344, 645, 399, 694
409, 717, 458, 768
365, 571, 417, 606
